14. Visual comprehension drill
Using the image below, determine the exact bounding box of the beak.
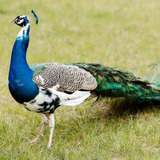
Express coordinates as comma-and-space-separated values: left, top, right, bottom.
9, 19, 15, 23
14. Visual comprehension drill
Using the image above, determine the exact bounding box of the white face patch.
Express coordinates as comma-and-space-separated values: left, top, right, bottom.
15, 15, 26, 24
18, 15, 26, 19
16, 19, 24, 24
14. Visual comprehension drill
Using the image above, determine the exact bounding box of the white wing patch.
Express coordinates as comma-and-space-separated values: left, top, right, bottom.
49, 85, 90, 106
38, 75, 45, 85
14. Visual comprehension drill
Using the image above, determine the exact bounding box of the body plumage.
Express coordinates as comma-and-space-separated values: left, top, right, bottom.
8, 11, 160, 148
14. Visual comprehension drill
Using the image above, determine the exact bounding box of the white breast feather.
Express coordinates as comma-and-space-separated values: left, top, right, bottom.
24, 89, 55, 112
24, 84, 90, 113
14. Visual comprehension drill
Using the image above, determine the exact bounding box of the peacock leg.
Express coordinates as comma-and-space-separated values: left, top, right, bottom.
46, 113, 55, 149
30, 114, 49, 144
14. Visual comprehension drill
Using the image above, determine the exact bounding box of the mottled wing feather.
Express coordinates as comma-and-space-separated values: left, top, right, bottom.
30, 63, 97, 93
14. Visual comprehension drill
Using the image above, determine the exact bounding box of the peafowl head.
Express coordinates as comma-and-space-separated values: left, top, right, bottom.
10, 10, 38, 27
10, 15, 28, 27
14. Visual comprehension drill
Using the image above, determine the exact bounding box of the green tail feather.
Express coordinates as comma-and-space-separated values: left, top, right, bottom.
72, 63, 160, 102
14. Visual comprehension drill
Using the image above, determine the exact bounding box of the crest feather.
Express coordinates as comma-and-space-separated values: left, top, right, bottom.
27, 10, 38, 24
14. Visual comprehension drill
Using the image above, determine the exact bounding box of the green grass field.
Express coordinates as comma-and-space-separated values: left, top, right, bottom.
1, 0, 160, 159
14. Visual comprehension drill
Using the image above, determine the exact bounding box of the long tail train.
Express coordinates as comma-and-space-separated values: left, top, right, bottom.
73, 63, 160, 111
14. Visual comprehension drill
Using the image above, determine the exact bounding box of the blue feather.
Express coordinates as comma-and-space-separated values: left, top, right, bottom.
9, 17, 39, 103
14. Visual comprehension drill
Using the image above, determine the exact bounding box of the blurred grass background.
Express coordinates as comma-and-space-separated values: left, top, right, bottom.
1, 0, 160, 159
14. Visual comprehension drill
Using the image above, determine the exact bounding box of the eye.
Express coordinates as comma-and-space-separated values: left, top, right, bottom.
16, 18, 24, 24
15, 18, 20, 22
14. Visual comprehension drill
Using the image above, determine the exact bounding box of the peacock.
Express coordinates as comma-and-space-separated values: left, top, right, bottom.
8, 10, 160, 148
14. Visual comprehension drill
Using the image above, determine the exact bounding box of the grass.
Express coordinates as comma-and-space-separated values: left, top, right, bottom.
1, 0, 160, 159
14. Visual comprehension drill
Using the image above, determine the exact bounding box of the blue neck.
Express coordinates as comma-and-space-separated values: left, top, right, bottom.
9, 20, 39, 103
